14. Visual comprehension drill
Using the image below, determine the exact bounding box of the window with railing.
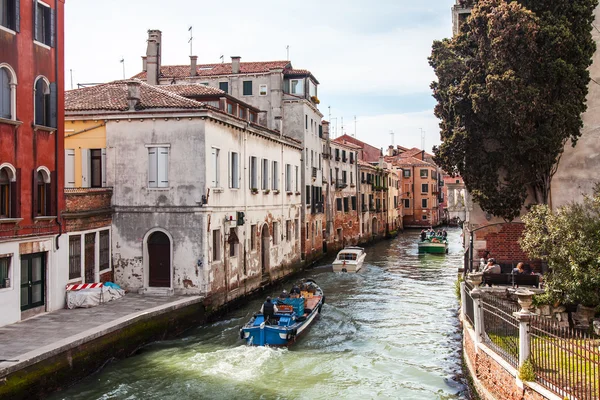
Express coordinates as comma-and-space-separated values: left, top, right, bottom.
69, 235, 81, 280
99, 230, 110, 271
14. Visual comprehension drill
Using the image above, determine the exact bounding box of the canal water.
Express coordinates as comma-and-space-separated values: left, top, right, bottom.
50, 229, 468, 400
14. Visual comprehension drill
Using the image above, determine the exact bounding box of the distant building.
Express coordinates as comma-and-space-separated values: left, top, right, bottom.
65, 80, 302, 304
0, 0, 66, 327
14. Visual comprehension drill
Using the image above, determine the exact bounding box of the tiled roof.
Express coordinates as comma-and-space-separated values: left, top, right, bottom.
132, 61, 292, 80
65, 80, 205, 112
332, 140, 362, 150
393, 156, 435, 167
404, 147, 434, 158
159, 84, 225, 97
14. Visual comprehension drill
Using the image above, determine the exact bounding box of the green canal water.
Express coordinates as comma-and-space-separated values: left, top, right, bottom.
50, 229, 468, 400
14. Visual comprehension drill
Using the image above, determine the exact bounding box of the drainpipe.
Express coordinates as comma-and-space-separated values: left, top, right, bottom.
54, 0, 62, 249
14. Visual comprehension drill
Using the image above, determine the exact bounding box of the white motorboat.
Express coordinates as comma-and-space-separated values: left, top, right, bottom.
332, 246, 366, 272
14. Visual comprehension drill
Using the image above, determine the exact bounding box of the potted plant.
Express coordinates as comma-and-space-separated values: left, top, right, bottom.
264, 189, 270, 194
251, 188, 258, 194
273, 189, 280, 194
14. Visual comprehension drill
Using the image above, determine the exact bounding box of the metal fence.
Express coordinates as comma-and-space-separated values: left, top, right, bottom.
481, 292, 520, 368
530, 316, 600, 400
464, 281, 475, 327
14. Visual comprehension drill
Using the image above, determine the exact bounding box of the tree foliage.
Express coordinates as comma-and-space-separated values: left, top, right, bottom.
430, 0, 597, 220
520, 187, 600, 307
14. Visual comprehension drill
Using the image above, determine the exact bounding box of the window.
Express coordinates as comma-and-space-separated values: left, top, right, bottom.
148, 146, 169, 188
343, 197, 349, 212
295, 166, 298, 192
219, 81, 228, 93
243, 80, 252, 95
403, 199, 410, 208
350, 171, 353, 185
230, 152, 239, 189
0, 166, 11, 218
272, 161, 279, 191
306, 185, 310, 204
403, 169, 411, 178
261, 159, 269, 190
68, 235, 81, 280
422, 198, 428, 208
305, 115, 308, 130
285, 164, 292, 192
227, 103, 233, 114
34, 1, 53, 46
0, 66, 16, 120
306, 222, 309, 239
34, 168, 52, 216
286, 220, 291, 241
229, 228, 237, 257
290, 79, 304, 95
422, 214, 428, 220
273, 222, 279, 245
238, 107, 245, 119
34, 77, 52, 127
90, 149, 105, 188
342, 171, 347, 184
336, 198, 343, 212
350, 152, 354, 164
0, 0, 19, 31
211, 147, 220, 187
295, 218, 299, 239
99, 230, 110, 271
351, 196, 357, 211
0, 256, 10, 288
421, 183, 428, 193
259, 84, 267, 96
212, 229, 221, 262
251, 224, 257, 250
250, 156, 258, 190
420, 169, 428, 178
342, 150, 347, 162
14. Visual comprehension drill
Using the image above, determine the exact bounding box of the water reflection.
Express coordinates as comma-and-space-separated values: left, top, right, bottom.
50, 229, 468, 400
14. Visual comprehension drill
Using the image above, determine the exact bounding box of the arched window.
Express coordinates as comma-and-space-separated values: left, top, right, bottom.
0, 164, 18, 218
34, 167, 52, 217
34, 77, 50, 126
0, 65, 16, 120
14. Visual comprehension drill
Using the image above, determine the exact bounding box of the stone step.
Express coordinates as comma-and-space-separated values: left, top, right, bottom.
138, 287, 174, 297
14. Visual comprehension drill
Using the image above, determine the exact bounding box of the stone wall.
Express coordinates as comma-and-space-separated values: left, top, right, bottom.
474, 223, 531, 265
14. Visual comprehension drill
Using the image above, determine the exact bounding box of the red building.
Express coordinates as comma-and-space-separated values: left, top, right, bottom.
0, 0, 65, 326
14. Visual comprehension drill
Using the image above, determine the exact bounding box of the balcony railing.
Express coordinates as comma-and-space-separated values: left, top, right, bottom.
312, 167, 317, 178
335, 180, 348, 189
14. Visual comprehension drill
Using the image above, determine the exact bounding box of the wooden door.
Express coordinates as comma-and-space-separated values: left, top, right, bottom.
20, 253, 45, 311
84, 233, 95, 283
148, 232, 170, 287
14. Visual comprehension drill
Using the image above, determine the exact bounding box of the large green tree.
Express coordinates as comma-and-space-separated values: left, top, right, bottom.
430, 0, 597, 220
521, 188, 600, 307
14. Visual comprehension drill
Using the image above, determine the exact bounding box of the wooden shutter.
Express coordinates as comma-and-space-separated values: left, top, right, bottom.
48, 171, 56, 216
157, 147, 169, 187
33, 0, 37, 41
10, 168, 20, 218
148, 147, 157, 187
49, 82, 57, 128
49, 7, 55, 47
81, 149, 90, 188
34, 80, 44, 125
32, 170, 38, 218
101, 148, 107, 187
14, 0, 20, 32
64, 149, 75, 188
227, 151, 231, 188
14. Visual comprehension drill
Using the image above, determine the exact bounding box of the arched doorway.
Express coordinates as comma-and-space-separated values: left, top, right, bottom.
148, 231, 171, 287
372, 218, 378, 236
261, 224, 270, 276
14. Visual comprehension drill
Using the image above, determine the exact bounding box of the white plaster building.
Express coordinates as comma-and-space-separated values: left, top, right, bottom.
65, 80, 302, 303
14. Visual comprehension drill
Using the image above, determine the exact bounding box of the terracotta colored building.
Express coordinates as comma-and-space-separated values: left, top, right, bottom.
0, 0, 66, 326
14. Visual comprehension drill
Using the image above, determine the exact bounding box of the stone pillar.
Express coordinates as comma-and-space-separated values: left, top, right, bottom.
514, 289, 534, 367
471, 288, 484, 345
460, 280, 467, 320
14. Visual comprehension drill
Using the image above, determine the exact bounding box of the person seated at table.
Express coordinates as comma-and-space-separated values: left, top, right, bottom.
512, 262, 530, 275
482, 258, 501, 274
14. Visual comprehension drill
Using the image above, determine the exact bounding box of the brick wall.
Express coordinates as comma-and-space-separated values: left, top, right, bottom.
100, 270, 113, 283
64, 188, 112, 212
475, 223, 532, 265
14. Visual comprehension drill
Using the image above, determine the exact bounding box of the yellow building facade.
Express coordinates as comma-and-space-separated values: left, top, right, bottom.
64, 119, 107, 188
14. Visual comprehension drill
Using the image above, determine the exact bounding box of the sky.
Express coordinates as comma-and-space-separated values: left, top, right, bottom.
65, 0, 455, 153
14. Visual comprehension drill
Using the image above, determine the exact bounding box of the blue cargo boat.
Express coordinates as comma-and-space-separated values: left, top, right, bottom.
240, 279, 324, 346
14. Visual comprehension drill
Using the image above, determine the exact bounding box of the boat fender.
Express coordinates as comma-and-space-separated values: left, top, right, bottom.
322, 295, 325, 305
341, 268, 347, 273
318, 304, 322, 313
239, 329, 244, 340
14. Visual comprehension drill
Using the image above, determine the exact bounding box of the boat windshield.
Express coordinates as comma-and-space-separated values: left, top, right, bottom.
338, 253, 357, 261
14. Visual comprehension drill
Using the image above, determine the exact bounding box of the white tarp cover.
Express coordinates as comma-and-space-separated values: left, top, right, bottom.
66, 286, 125, 309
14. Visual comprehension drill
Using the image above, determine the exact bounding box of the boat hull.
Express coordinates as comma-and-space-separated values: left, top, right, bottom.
418, 241, 448, 254
332, 253, 366, 272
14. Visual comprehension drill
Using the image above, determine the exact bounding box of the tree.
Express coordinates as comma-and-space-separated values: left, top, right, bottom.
430, 0, 597, 220
520, 187, 600, 307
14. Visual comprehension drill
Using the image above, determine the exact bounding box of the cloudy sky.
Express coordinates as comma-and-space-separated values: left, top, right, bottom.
65, 0, 455, 153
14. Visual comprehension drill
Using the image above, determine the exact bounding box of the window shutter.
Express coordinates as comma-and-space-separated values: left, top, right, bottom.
10, 168, 20, 218
64, 149, 75, 188
48, 171, 56, 216
227, 151, 231, 188
15, 0, 20, 32
148, 148, 157, 187
210, 148, 216, 187
49, 82, 57, 128
50, 7, 55, 47
33, 0, 37, 41
81, 149, 90, 188
34, 81, 44, 125
32, 170, 38, 218
0, 69, 10, 119
101, 148, 107, 187
157, 147, 168, 187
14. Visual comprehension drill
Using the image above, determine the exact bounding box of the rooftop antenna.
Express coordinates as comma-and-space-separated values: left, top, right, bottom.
420, 128, 426, 151
354, 115, 357, 138
70, 69, 73, 90
286, 45, 290, 60
341, 117, 344, 136
120, 57, 125, 79
219, 55, 224, 63
188, 26, 193, 57
390, 130, 395, 146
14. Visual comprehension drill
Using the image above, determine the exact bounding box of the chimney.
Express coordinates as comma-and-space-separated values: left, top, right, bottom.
142, 56, 147, 72
190, 55, 198, 77
231, 56, 241, 74
388, 145, 394, 157
146, 30, 162, 85
126, 80, 141, 111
